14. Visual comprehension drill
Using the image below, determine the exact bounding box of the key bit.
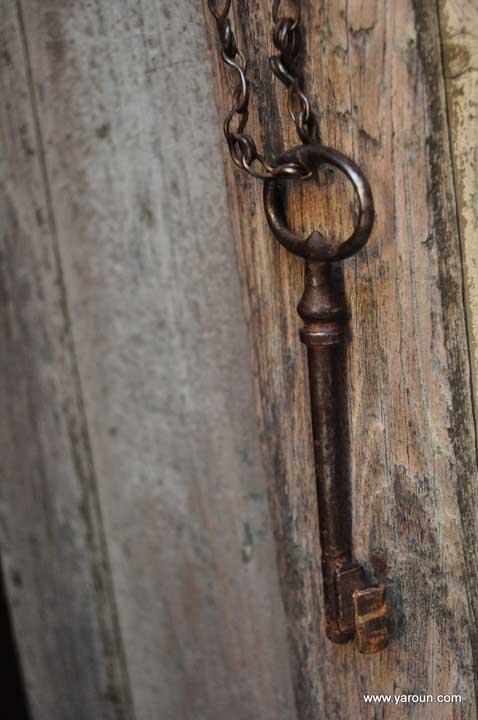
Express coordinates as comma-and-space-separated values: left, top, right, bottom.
353, 584, 389, 654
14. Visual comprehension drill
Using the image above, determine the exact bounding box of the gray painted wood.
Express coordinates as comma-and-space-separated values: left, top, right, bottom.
0, 3, 134, 719
1, 1, 297, 720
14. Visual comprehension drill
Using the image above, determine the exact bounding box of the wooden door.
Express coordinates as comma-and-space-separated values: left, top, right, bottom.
1, 1, 478, 719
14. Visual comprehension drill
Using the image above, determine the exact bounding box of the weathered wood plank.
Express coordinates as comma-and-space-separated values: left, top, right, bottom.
204, 1, 478, 717
2, 1, 298, 719
0, 4, 134, 719
438, 0, 478, 425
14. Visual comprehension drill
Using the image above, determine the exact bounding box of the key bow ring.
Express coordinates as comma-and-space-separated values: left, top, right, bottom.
263, 144, 375, 261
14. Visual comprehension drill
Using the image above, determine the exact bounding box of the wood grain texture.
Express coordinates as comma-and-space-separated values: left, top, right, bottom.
1, 1, 297, 719
204, 1, 478, 717
438, 0, 478, 428
0, 3, 134, 719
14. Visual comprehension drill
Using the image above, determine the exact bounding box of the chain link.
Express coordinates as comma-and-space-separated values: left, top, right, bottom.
207, 0, 320, 180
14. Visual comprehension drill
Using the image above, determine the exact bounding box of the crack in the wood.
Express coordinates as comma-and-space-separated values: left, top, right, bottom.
413, 0, 478, 710
436, 1, 478, 455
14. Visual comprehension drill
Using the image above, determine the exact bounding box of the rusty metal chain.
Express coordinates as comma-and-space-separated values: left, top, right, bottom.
207, 0, 320, 180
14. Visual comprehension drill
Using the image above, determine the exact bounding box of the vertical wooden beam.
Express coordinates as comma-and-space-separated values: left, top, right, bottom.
438, 0, 478, 427
0, 4, 134, 719
1, 1, 298, 719
204, 1, 478, 717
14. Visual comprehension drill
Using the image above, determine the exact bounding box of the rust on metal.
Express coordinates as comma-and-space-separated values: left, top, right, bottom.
207, 0, 389, 657
263, 145, 389, 654
353, 584, 389, 655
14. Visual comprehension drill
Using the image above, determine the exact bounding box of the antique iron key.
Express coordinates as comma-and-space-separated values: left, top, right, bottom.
264, 145, 389, 654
